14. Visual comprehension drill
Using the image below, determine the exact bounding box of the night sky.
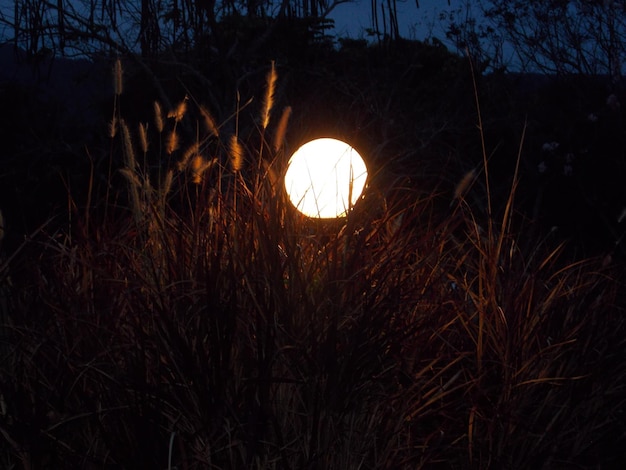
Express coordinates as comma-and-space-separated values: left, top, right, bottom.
330, 0, 460, 40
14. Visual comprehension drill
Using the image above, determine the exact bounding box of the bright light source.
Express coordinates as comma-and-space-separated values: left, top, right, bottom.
284, 138, 368, 218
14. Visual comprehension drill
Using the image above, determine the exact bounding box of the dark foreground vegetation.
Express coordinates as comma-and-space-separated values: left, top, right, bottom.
1, 13, 626, 469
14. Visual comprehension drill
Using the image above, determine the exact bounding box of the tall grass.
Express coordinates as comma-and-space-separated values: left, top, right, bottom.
0, 59, 625, 469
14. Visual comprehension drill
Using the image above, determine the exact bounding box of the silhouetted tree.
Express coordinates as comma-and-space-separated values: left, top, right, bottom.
482, 0, 626, 78
0, 0, 419, 59
139, 0, 158, 56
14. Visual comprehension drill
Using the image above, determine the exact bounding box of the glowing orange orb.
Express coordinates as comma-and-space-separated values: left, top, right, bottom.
284, 138, 368, 218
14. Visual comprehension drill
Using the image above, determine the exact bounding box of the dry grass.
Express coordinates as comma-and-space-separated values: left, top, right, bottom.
0, 61, 625, 469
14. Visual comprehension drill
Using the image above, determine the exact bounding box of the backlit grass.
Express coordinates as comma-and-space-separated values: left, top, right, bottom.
0, 59, 625, 469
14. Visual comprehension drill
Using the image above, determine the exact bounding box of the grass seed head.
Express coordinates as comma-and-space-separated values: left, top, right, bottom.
120, 119, 137, 170
190, 155, 216, 184
454, 169, 476, 202
138, 122, 149, 154
168, 96, 188, 123
108, 116, 118, 138
119, 167, 143, 220
161, 169, 174, 200
154, 101, 164, 133
200, 105, 219, 138
166, 130, 179, 155
177, 142, 200, 171
229, 135, 243, 172
273, 105, 292, 152
262, 61, 277, 130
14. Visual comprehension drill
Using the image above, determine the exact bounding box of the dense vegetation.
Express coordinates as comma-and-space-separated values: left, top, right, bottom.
1, 7, 625, 469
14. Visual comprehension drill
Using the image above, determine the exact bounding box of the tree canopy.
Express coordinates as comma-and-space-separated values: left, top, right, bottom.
0, 0, 422, 59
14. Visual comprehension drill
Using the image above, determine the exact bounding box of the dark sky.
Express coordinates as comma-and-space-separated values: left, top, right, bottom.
329, 0, 463, 41
0, 0, 465, 44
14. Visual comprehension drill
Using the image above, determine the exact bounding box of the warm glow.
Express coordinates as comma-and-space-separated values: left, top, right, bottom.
284, 138, 368, 218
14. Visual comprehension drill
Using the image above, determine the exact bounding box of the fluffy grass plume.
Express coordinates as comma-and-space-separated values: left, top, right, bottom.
120, 119, 136, 170
199, 104, 219, 137
453, 168, 476, 202
190, 155, 216, 184
168, 96, 188, 123
262, 60, 277, 130
273, 105, 291, 152
118, 167, 142, 220
166, 130, 179, 155
108, 116, 117, 138
177, 142, 200, 171
229, 134, 243, 172
161, 168, 174, 200
138, 122, 149, 154
154, 101, 164, 133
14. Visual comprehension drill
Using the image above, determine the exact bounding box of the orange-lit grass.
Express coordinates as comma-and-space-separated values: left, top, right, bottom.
0, 63, 625, 469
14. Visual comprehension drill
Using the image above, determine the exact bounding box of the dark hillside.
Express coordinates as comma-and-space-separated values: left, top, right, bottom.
0, 44, 111, 251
